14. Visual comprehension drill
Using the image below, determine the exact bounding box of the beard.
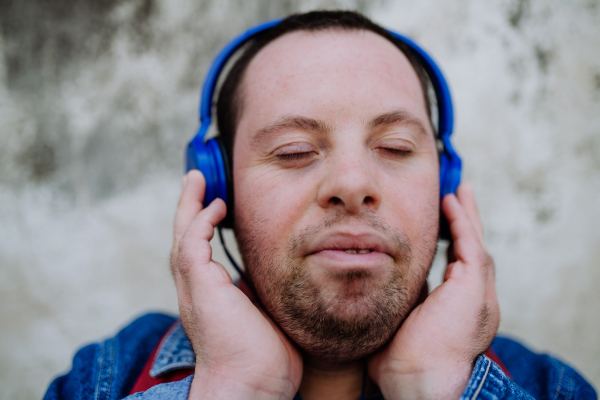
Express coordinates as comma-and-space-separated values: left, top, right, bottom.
235, 208, 437, 364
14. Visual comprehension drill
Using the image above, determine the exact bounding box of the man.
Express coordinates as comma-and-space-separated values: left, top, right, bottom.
45, 11, 596, 400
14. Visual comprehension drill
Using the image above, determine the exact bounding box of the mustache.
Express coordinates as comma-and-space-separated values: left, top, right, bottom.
288, 208, 412, 260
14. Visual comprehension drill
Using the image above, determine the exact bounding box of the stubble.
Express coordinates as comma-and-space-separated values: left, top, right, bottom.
236, 208, 437, 364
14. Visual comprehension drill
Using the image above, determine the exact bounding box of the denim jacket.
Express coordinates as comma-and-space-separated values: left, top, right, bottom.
44, 313, 597, 400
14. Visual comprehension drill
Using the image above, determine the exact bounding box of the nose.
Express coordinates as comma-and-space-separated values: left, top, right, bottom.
317, 150, 382, 214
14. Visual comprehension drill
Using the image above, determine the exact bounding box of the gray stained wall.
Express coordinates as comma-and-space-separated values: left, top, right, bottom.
1, 0, 599, 398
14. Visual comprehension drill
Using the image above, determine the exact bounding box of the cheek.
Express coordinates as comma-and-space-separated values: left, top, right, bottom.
383, 164, 440, 236
234, 168, 316, 248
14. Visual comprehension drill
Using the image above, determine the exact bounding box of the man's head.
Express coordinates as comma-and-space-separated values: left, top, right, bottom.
218, 11, 440, 364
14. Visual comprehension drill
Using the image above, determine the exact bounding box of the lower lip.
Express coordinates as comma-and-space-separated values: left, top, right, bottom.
308, 250, 391, 269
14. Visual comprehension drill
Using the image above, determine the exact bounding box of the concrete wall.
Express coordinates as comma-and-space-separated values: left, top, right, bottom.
0, 0, 598, 398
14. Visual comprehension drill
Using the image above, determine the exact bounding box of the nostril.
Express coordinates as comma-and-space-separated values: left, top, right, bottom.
364, 196, 374, 205
331, 197, 342, 206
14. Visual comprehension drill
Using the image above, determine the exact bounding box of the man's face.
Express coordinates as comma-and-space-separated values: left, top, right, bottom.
232, 30, 440, 363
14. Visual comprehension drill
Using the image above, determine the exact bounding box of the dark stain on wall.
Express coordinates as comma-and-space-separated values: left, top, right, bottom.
512, 167, 556, 225
19, 141, 57, 181
0, 0, 156, 91
509, 91, 521, 106
0, 0, 162, 194
534, 44, 553, 74
575, 135, 600, 173
128, 0, 157, 54
1, 0, 388, 200
13, 112, 73, 184
508, 0, 530, 29
535, 206, 554, 224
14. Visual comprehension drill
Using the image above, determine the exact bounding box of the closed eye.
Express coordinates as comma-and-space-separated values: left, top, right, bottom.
277, 152, 315, 161
273, 141, 318, 166
376, 147, 412, 158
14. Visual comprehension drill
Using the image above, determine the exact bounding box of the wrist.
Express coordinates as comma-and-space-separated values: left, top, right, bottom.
376, 359, 473, 400
189, 365, 295, 400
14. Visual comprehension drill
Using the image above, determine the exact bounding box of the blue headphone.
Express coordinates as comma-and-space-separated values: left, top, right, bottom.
186, 19, 462, 255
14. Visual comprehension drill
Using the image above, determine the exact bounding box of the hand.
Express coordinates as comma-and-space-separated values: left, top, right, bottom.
171, 170, 302, 399
368, 183, 500, 400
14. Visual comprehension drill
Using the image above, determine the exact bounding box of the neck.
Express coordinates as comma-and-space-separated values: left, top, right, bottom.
299, 356, 365, 400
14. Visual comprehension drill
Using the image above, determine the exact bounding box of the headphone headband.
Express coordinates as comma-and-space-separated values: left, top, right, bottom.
187, 18, 462, 208
199, 19, 283, 125
196, 20, 454, 140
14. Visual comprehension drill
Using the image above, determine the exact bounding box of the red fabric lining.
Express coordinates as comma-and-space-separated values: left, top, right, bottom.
129, 323, 194, 395
485, 348, 513, 379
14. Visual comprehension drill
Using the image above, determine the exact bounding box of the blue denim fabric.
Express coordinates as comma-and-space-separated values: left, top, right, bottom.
124, 376, 193, 400
150, 320, 195, 377
44, 313, 597, 400
44, 313, 176, 400
461, 355, 535, 399
490, 337, 597, 399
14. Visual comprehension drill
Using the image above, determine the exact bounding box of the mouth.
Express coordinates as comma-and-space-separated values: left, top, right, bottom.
307, 248, 390, 275
307, 232, 392, 256
343, 249, 373, 254
305, 232, 394, 272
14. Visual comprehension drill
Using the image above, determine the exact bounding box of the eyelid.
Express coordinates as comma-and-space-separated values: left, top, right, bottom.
375, 138, 416, 151
272, 142, 317, 155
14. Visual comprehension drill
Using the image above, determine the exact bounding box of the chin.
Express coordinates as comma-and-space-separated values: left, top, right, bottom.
235, 204, 439, 364
262, 261, 424, 364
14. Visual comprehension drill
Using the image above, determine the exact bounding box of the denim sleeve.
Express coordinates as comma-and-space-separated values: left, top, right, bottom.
123, 375, 193, 400
43, 313, 176, 400
491, 336, 597, 400
43, 342, 101, 400
460, 355, 535, 400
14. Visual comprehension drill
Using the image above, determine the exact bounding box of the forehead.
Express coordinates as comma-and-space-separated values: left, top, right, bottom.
237, 29, 428, 135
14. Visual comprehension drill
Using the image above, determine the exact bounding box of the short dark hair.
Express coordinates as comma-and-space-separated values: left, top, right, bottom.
216, 10, 433, 160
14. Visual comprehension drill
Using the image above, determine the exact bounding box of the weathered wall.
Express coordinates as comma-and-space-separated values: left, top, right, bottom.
0, 0, 598, 398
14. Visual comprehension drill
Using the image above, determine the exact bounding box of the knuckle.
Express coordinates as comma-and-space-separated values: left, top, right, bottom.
174, 239, 194, 277
189, 214, 207, 232
178, 256, 193, 278
476, 249, 493, 267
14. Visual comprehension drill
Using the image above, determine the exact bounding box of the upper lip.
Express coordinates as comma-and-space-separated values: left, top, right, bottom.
307, 231, 394, 256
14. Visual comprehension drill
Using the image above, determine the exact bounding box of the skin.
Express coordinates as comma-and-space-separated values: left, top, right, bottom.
171, 29, 500, 400
234, 30, 439, 368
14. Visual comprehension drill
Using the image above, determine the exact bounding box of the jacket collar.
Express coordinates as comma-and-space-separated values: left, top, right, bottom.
150, 319, 196, 378
150, 280, 253, 377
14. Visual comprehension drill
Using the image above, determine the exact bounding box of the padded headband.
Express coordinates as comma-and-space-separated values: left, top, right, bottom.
187, 18, 461, 207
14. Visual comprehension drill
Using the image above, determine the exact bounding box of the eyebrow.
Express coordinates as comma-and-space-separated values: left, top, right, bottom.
250, 115, 331, 148
250, 109, 429, 148
367, 109, 429, 136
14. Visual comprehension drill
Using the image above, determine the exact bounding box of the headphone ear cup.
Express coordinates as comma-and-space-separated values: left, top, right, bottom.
438, 150, 452, 240
186, 135, 233, 228
439, 150, 450, 199
186, 139, 217, 206
437, 136, 462, 240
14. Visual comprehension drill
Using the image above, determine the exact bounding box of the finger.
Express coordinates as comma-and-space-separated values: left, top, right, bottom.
441, 194, 487, 268
456, 183, 484, 241
174, 170, 206, 247
172, 198, 228, 300
178, 198, 227, 266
